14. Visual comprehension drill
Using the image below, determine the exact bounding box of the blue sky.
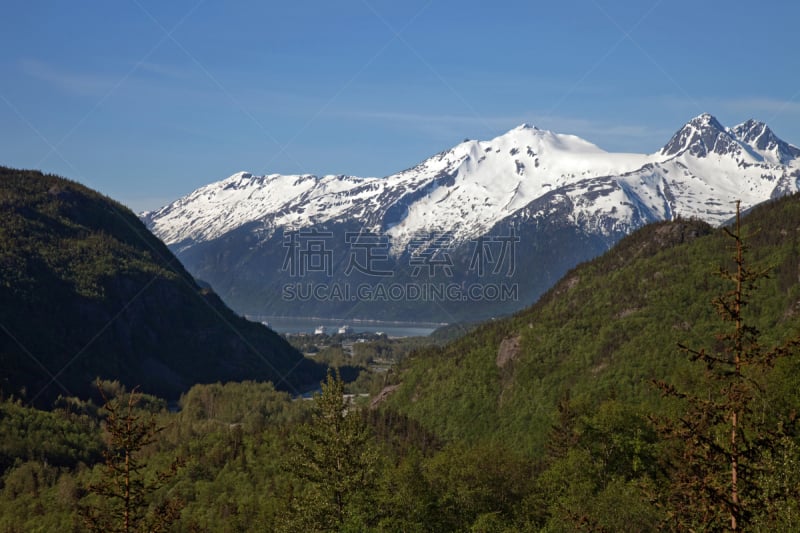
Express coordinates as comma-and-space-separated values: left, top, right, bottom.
2, 0, 799, 212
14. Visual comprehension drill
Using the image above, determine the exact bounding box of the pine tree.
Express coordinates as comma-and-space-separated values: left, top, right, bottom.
544, 390, 580, 463
653, 202, 800, 531
79, 384, 182, 533
283, 370, 378, 531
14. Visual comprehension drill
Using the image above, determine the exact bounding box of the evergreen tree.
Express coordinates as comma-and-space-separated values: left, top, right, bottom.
544, 390, 580, 463
79, 384, 182, 533
653, 202, 800, 531
283, 370, 378, 531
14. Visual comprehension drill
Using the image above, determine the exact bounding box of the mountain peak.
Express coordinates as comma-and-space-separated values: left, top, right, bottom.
734, 118, 766, 132
690, 112, 725, 130
660, 113, 739, 158
731, 119, 800, 164
514, 122, 539, 131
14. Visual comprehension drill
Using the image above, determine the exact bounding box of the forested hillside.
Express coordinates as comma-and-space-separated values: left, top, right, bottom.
0, 167, 323, 405
386, 196, 800, 456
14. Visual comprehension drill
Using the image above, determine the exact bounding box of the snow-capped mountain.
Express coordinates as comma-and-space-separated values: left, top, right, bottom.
144, 125, 652, 252
142, 114, 800, 322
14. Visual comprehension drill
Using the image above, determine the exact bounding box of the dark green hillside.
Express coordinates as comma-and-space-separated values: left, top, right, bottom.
385, 195, 800, 455
0, 167, 322, 405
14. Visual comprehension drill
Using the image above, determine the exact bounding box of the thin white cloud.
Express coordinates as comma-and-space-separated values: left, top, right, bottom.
19, 58, 202, 98
718, 97, 800, 116
20, 58, 116, 96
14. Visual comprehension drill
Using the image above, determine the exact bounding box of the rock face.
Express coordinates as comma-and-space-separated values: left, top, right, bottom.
143, 114, 800, 322
370, 384, 401, 410
497, 336, 522, 369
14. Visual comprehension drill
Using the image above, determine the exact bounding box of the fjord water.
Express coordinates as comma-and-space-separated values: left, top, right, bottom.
252, 316, 440, 337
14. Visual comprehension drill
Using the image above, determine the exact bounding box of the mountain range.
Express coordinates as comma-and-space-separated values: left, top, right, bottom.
143, 113, 800, 322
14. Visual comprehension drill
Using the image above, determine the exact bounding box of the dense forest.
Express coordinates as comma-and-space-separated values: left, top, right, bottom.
0, 166, 322, 405
2, 171, 800, 530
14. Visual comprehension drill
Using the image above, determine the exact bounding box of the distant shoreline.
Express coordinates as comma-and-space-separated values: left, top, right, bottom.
247, 315, 447, 328
247, 315, 445, 336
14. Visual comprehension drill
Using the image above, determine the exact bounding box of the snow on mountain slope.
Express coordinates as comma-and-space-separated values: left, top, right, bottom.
546, 113, 800, 232
143, 114, 800, 253
144, 125, 656, 249
731, 119, 800, 165
384, 124, 655, 248
143, 141, 474, 248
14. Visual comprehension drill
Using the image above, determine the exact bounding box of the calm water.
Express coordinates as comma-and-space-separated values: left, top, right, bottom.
251, 316, 442, 337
